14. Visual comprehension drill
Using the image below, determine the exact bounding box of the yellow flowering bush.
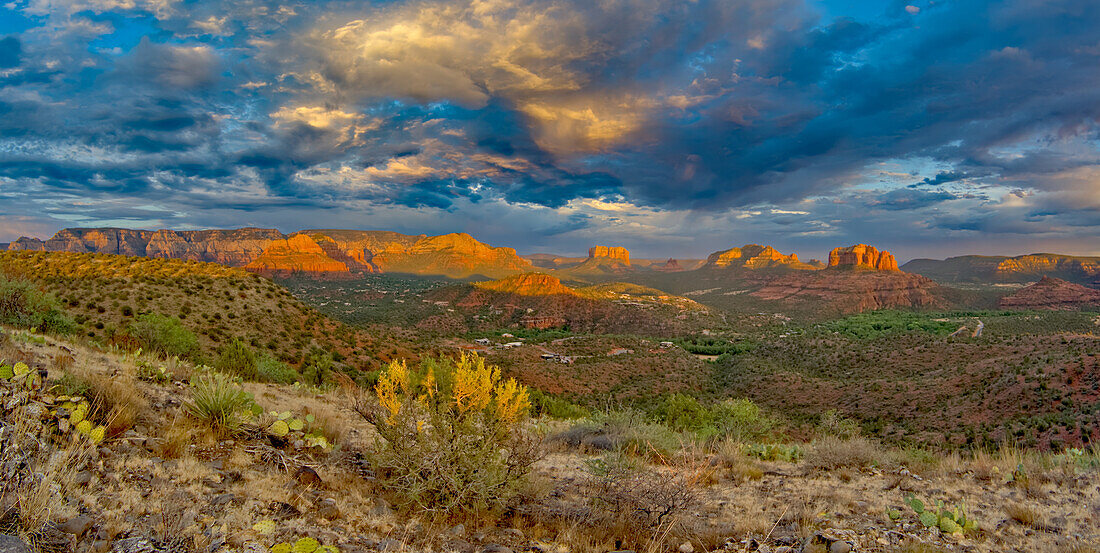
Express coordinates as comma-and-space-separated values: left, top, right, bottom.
359, 353, 538, 515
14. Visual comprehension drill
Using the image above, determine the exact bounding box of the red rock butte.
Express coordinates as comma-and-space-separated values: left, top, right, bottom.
827, 244, 899, 271
587, 245, 631, 265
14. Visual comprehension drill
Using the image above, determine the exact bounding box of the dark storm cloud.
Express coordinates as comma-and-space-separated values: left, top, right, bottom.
913, 172, 966, 187
2, 0, 1100, 254
870, 189, 957, 211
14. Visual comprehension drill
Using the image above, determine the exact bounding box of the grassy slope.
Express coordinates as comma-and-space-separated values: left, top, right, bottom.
0, 251, 420, 376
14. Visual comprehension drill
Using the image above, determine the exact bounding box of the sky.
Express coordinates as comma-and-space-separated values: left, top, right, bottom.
1, 0, 1099, 262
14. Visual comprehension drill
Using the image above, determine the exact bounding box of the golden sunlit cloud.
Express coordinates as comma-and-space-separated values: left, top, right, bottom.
301, 0, 708, 155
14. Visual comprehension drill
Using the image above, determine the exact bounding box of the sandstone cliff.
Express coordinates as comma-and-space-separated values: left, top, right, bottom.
558, 245, 634, 275
827, 244, 899, 271
8, 227, 284, 266
244, 235, 350, 276
587, 245, 631, 265
368, 232, 533, 278
9, 227, 533, 279
998, 276, 1100, 310
704, 244, 816, 270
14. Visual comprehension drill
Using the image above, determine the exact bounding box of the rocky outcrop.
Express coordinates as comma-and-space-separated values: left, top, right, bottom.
477, 273, 576, 296
587, 246, 631, 266
827, 244, 899, 271
998, 276, 1100, 310
244, 235, 349, 276
656, 258, 684, 272
704, 244, 817, 270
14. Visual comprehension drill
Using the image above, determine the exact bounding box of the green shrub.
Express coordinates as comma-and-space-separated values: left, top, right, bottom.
529, 389, 589, 419
654, 393, 709, 432
710, 398, 775, 442
256, 354, 300, 384
591, 409, 687, 460
215, 338, 258, 380
0, 274, 75, 334
358, 353, 537, 515
300, 347, 333, 386
184, 371, 258, 433
128, 313, 198, 357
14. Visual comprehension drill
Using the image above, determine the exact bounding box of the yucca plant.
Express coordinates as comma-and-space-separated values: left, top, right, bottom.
184, 371, 258, 433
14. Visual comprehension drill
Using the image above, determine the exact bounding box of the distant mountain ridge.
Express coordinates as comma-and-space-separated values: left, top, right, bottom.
9, 227, 532, 279
902, 253, 1100, 286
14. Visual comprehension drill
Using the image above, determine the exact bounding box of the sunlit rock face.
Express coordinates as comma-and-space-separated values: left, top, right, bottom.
9, 227, 533, 279
827, 244, 899, 272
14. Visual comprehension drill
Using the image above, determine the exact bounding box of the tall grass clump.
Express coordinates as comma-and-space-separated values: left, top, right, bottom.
128, 313, 198, 358
356, 352, 539, 516
184, 371, 257, 434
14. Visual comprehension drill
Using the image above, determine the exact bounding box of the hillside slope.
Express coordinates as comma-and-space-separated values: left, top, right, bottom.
0, 251, 417, 374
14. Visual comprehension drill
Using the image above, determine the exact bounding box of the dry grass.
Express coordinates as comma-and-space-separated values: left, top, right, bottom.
67, 359, 148, 437
0, 408, 93, 538
708, 440, 764, 481
806, 435, 893, 470
1005, 502, 1041, 528
156, 414, 202, 459
892, 541, 951, 553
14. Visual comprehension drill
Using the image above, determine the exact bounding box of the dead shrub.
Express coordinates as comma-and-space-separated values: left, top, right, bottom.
580, 452, 700, 548
806, 435, 892, 471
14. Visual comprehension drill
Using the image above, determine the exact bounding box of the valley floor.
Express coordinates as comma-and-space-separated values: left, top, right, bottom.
1, 330, 1098, 553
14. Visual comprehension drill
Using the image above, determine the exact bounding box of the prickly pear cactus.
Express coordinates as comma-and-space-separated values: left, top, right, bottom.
939, 517, 959, 533
252, 520, 276, 535
268, 420, 290, 437
919, 511, 938, 527
292, 537, 320, 553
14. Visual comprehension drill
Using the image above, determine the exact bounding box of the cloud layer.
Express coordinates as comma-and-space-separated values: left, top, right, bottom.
2, 0, 1100, 260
